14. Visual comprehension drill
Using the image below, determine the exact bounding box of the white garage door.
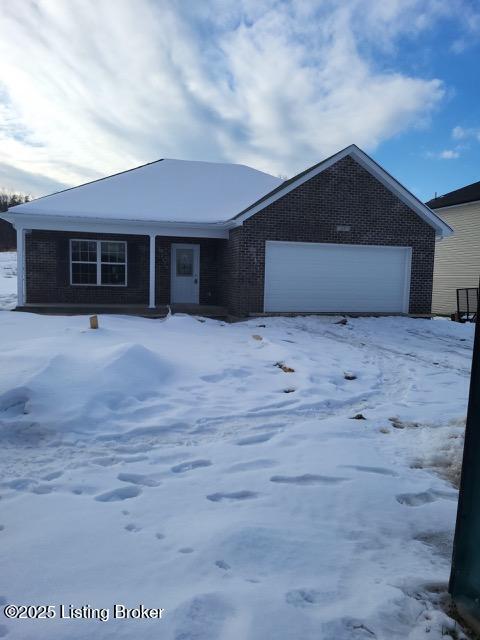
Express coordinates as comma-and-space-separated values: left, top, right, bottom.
264, 241, 411, 313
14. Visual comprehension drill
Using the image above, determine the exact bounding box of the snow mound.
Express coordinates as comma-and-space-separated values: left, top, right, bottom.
99, 343, 171, 387
12, 343, 173, 435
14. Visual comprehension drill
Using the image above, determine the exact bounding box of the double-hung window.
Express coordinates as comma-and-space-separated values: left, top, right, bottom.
70, 240, 127, 286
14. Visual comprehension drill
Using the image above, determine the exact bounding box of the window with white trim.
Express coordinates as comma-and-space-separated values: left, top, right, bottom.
70, 240, 127, 286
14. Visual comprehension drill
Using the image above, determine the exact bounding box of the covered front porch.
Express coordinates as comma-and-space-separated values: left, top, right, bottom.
14, 217, 232, 312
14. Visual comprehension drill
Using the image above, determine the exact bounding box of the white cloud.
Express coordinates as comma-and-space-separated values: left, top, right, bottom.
0, 0, 463, 195
426, 147, 461, 159
452, 125, 480, 141
452, 126, 467, 139
439, 149, 460, 159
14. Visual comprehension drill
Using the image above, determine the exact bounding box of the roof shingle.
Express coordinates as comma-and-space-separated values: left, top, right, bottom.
426, 180, 480, 210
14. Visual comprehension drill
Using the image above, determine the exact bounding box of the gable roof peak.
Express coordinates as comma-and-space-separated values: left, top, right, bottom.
233, 144, 453, 238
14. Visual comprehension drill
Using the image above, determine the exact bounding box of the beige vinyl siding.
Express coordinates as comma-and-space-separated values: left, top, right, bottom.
432, 200, 480, 315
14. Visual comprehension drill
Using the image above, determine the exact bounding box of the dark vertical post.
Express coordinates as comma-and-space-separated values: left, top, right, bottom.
449, 279, 480, 630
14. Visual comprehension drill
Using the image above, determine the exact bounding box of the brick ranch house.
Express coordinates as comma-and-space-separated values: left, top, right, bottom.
1, 145, 452, 318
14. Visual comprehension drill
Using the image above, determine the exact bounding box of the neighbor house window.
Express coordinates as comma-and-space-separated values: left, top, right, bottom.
70, 240, 127, 286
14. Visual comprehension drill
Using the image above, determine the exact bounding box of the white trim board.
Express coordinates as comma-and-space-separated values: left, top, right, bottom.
1, 213, 230, 239
234, 145, 453, 239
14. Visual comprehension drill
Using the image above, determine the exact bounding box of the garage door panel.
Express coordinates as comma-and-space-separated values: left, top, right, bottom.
264, 242, 410, 312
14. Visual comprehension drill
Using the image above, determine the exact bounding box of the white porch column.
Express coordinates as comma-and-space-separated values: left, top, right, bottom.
16, 227, 25, 307
149, 233, 156, 309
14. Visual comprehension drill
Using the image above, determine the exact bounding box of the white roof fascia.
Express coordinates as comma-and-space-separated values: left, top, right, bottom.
1, 212, 230, 239
233, 145, 454, 238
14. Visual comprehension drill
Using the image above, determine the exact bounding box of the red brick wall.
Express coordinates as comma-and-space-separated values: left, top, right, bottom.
25, 230, 149, 305
225, 155, 435, 316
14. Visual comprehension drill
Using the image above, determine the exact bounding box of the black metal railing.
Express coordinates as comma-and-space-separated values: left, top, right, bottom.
456, 288, 478, 322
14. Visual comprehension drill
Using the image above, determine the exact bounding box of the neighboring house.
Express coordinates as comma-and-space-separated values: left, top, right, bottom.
1, 144, 452, 318
427, 181, 480, 316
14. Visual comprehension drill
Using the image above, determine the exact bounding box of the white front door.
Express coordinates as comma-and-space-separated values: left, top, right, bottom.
171, 244, 200, 304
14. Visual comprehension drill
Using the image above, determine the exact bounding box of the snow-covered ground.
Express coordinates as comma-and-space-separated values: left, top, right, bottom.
0, 264, 475, 639
0, 252, 17, 310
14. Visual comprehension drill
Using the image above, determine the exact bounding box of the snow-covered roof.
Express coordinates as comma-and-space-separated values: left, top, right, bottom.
6, 147, 453, 238
10, 159, 283, 224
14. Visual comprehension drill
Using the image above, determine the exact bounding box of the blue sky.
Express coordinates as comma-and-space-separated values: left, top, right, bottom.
0, 0, 479, 202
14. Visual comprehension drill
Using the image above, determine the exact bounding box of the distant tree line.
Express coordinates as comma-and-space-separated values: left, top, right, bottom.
0, 191, 31, 251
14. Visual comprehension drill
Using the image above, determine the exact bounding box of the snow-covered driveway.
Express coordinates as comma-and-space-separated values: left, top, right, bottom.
0, 311, 474, 639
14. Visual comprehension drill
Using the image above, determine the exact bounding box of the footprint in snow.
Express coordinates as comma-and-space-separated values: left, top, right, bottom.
117, 472, 160, 487
31, 484, 53, 495
227, 459, 277, 473
207, 490, 259, 502
171, 459, 212, 473
270, 474, 349, 485
252, 421, 285, 431
125, 523, 141, 533
286, 588, 323, 607
95, 486, 141, 502
155, 532, 165, 540
7, 478, 36, 491
91, 456, 120, 467
413, 530, 453, 559
215, 560, 231, 570
120, 455, 149, 464
322, 617, 377, 639
172, 593, 234, 640
236, 432, 275, 446
396, 489, 457, 506
340, 465, 398, 477
178, 547, 194, 554
201, 368, 251, 383
42, 470, 63, 481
